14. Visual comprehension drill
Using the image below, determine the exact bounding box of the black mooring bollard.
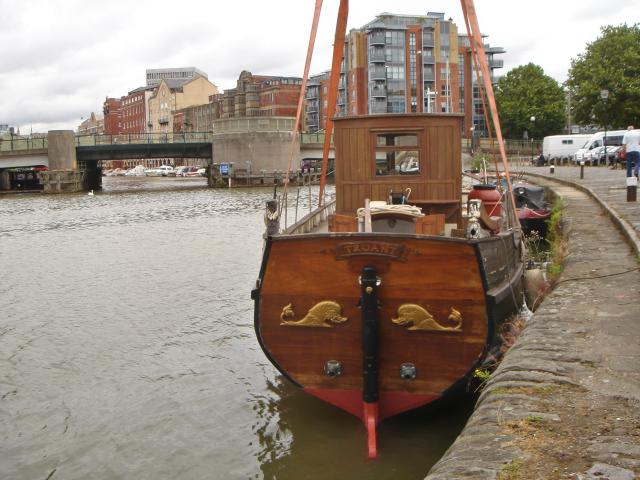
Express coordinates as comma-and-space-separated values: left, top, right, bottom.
627, 176, 637, 202
580, 161, 584, 179
550, 164, 555, 174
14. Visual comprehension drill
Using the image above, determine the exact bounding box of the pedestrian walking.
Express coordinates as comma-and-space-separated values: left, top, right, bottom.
622, 126, 640, 177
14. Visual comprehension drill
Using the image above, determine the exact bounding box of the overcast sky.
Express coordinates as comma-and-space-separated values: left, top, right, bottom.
1, 0, 636, 133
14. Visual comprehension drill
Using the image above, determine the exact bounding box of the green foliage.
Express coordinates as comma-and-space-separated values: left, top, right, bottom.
495, 63, 566, 139
497, 459, 524, 480
473, 368, 492, 392
523, 230, 550, 268
545, 199, 566, 281
566, 24, 640, 128
469, 152, 490, 172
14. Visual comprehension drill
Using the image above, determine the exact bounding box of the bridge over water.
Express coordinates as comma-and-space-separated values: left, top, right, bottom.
0, 120, 335, 193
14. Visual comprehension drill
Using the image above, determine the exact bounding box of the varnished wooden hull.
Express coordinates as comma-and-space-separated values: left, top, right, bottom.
252, 231, 523, 422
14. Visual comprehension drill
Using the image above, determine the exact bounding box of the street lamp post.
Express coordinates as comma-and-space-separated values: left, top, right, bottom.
530, 116, 536, 165
470, 125, 475, 154
600, 89, 609, 167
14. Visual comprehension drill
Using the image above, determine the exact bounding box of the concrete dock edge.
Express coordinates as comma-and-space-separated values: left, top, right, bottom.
425, 174, 640, 479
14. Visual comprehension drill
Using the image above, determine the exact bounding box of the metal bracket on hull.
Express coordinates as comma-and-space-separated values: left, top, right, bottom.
360, 266, 380, 458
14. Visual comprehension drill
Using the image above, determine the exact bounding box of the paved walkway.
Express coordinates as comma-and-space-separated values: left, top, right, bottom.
517, 165, 640, 254
426, 169, 640, 479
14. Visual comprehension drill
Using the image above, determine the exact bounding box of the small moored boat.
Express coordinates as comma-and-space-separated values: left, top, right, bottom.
513, 181, 551, 237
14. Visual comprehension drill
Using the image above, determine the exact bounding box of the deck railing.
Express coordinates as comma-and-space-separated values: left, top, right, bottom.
284, 199, 336, 235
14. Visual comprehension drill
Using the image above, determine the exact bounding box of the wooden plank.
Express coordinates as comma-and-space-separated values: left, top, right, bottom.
328, 214, 358, 232
415, 214, 445, 235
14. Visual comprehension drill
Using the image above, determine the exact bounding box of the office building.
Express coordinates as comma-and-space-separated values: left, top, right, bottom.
146, 67, 208, 87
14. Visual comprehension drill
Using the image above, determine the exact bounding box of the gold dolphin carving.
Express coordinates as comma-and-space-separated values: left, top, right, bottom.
280, 301, 348, 328
392, 304, 462, 332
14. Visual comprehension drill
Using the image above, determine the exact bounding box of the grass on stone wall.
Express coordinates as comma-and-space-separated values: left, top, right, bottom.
545, 198, 567, 282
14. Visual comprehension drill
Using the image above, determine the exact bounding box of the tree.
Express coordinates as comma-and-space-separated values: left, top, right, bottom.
494, 63, 565, 139
566, 24, 640, 129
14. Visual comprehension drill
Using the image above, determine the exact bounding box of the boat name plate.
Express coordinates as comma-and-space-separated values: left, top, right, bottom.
334, 241, 409, 261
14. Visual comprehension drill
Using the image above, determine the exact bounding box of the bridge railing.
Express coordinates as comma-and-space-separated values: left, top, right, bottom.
75, 132, 213, 146
0, 135, 48, 152
299, 132, 334, 145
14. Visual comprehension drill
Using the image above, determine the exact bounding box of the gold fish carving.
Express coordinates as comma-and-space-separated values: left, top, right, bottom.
392, 304, 462, 332
280, 301, 348, 328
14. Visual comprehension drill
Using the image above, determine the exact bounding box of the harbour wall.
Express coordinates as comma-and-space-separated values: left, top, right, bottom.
425, 174, 640, 479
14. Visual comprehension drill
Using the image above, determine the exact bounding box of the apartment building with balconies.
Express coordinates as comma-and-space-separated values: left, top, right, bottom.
305, 11, 504, 137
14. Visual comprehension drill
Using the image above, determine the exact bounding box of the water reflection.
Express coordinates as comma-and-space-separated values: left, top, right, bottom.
257, 374, 476, 480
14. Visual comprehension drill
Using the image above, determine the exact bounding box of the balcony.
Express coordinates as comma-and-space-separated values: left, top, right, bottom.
423, 70, 435, 82
369, 49, 386, 63
306, 90, 318, 100
158, 117, 169, 125
337, 94, 346, 105
369, 85, 387, 98
369, 31, 385, 45
422, 54, 435, 64
489, 58, 504, 69
369, 102, 388, 114
422, 33, 435, 47
369, 66, 387, 80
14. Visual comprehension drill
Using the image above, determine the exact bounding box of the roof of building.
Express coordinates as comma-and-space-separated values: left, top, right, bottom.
128, 85, 154, 95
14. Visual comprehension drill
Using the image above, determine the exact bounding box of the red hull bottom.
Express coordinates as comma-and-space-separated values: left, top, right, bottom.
305, 387, 440, 457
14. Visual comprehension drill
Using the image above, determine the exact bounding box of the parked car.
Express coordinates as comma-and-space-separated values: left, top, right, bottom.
174, 166, 190, 177
197, 168, 206, 176
573, 130, 626, 164
582, 147, 601, 166
145, 165, 175, 177
597, 145, 622, 165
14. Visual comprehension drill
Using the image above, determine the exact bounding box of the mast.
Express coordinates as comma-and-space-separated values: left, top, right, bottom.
283, 0, 324, 194
460, 0, 520, 230
318, 0, 349, 206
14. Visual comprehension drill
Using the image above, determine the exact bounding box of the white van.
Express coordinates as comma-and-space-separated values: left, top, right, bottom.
542, 134, 591, 164
573, 130, 627, 165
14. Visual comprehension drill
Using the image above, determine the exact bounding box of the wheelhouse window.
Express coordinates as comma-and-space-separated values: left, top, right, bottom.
374, 133, 419, 176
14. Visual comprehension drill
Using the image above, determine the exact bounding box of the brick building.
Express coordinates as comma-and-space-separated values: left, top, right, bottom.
119, 86, 154, 134
212, 71, 302, 120
77, 112, 104, 135
102, 98, 122, 135
147, 76, 219, 133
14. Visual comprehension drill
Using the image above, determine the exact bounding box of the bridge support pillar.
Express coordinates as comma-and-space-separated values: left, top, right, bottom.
0, 170, 10, 190
43, 130, 83, 193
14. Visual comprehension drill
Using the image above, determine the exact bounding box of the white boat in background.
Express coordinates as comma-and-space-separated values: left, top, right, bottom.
125, 165, 147, 176
145, 165, 175, 177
